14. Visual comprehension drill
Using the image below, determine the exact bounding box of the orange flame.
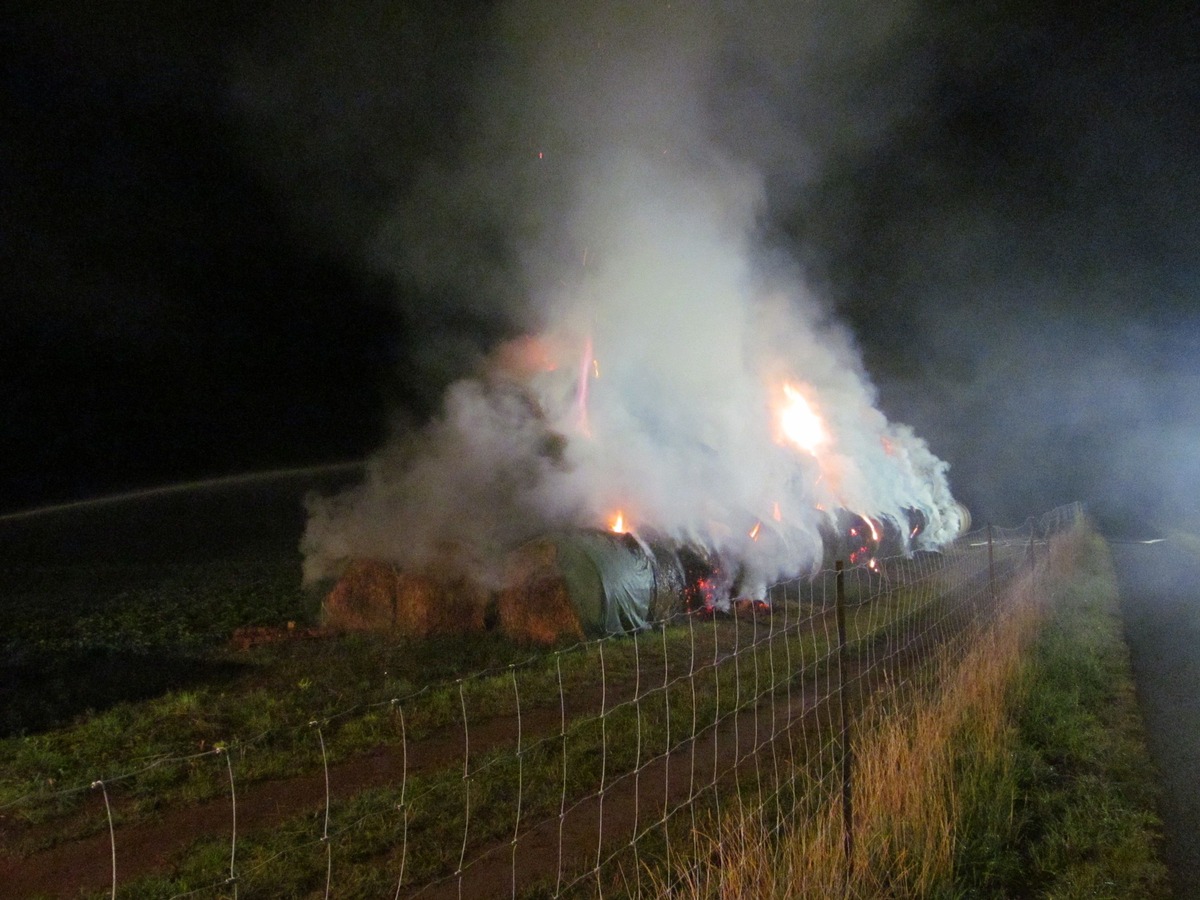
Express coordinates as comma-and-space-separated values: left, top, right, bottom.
777, 383, 829, 456
610, 511, 627, 534
749, 521, 762, 541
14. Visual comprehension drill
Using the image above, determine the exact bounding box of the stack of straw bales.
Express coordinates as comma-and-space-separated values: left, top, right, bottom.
323, 559, 487, 637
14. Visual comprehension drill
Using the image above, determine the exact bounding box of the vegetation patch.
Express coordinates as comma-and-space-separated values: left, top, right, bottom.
952, 527, 1169, 898
651, 525, 1169, 898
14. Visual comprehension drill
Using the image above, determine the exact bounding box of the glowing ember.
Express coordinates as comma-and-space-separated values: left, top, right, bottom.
749, 521, 762, 541
777, 383, 829, 456
864, 517, 880, 543
610, 511, 627, 534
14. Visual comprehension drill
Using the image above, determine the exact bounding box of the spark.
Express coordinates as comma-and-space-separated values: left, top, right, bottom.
749, 521, 761, 541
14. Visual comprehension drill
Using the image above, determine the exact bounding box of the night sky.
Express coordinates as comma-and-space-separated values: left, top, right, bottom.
4, 1, 1198, 532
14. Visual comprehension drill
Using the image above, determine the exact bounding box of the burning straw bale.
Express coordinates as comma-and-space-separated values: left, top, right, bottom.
323, 559, 487, 637
647, 542, 686, 622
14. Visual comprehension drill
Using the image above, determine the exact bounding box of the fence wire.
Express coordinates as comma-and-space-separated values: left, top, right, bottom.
1, 504, 1083, 898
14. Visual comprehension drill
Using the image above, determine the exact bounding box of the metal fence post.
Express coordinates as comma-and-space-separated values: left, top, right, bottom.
987, 523, 996, 602
835, 560, 853, 876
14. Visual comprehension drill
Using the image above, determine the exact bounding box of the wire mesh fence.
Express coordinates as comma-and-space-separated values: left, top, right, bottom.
0, 503, 1083, 898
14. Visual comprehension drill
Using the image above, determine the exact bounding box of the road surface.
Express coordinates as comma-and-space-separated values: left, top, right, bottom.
1114, 538, 1200, 898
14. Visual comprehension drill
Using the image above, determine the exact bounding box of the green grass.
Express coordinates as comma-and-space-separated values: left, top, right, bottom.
0, 565, 948, 823
951, 527, 1169, 898
2, 571, 972, 900
622, 524, 1168, 900
2, 538, 1031, 898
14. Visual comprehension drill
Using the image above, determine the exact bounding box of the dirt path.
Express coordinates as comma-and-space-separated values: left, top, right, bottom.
1, 608, 928, 898
1113, 539, 1200, 899
0, 673, 624, 896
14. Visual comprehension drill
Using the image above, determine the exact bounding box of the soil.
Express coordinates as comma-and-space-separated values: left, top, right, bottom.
1113, 539, 1200, 899
0, 604, 944, 898
0, 472, 995, 897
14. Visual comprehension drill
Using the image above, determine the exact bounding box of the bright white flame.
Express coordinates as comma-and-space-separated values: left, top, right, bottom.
864, 517, 880, 543
749, 521, 761, 541
778, 383, 828, 456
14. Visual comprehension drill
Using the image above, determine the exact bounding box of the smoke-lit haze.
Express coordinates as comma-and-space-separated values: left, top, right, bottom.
286, 1, 966, 586
4, 1, 1195, 543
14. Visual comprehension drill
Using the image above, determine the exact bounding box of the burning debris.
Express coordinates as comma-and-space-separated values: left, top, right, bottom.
308, 347, 966, 643
317, 493, 946, 646
298, 5, 967, 626
321, 527, 777, 645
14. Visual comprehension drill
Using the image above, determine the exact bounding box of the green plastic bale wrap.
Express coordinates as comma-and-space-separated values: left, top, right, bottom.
500, 529, 664, 643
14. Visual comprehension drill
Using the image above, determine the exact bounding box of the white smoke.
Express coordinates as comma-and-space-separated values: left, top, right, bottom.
296, 0, 962, 586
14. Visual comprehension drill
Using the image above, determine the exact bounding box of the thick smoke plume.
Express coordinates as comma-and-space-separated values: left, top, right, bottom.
297, 1, 963, 589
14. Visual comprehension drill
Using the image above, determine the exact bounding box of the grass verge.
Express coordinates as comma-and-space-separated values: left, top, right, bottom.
651, 524, 1169, 898
952, 525, 1169, 898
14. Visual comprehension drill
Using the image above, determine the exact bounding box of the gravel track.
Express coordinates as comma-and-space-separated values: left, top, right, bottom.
1114, 539, 1200, 898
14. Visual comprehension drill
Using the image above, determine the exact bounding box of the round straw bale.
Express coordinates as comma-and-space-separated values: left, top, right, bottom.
498, 541, 584, 645
646, 542, 686, 623
396, 570, 488, 636
325, 559, 488, 637
323, 559, 400, 632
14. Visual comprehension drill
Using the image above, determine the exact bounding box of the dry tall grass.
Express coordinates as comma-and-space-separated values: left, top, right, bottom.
653, 532, 1084, 898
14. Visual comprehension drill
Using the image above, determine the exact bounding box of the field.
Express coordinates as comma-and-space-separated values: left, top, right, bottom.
0, 477, 1165, 897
